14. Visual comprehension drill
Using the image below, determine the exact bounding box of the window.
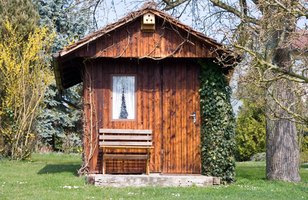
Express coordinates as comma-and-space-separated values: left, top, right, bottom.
112, 76, 135, 120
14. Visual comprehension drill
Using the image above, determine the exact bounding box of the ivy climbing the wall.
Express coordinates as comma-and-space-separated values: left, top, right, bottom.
199, 61, 236, 183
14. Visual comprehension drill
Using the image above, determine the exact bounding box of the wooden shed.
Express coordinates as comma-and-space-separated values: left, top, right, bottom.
54, 6, 235, 175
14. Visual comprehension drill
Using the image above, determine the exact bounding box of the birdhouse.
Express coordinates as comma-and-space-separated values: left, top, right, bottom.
141, 13, 155, 31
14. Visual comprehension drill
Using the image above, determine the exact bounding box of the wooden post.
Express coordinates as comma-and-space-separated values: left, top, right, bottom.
102, 159, 106, 175
146, 148, 150, 175
102, 147, 106, 175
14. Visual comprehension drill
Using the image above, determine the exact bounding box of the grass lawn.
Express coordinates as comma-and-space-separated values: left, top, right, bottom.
0, 153, 307, 200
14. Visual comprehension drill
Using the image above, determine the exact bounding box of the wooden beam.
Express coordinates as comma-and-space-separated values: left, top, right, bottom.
99, 129, 152, 134
104, 154, 149, 160
101, 146, 154, 149
99, 141, 152, 146
99, 135, 152, 140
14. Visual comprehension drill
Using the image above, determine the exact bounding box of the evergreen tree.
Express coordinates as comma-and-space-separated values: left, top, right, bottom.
33, 0, 91, 151
33, 0, 91, 51
35, 84, 82, 152
0, 0, 39, 37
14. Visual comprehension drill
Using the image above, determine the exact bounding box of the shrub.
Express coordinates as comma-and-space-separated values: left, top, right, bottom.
300, 127, 308, 163
0, 22, 54, 159
61, 133, 82, 153
235, 101, 266, 161
199, 61, 236, 183
250, 152, 266, 161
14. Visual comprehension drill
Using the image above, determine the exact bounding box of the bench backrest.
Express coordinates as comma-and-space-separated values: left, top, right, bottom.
99, 129, 152, 147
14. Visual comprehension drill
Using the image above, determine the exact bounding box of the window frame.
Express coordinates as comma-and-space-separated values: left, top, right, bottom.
110, 74, 137, 121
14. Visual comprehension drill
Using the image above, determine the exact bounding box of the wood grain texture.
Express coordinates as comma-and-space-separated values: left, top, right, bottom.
99, 129, 152, 134
100, 141, 152, 146
100, 135, 152, 140
104, 154, 149, 159
84, 59, 201, 174
74, 19, 214, 59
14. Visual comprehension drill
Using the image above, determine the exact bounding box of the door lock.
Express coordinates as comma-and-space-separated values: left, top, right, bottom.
190, 112, 196, 124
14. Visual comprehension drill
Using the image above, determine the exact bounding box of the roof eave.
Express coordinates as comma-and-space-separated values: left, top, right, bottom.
52, 53, 64, 93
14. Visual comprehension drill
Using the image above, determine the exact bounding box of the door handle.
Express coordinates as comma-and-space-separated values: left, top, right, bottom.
190, 112, 196, 124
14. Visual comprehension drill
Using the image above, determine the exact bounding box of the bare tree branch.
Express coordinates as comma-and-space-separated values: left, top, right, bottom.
176, 0, 191, 18
209, 0, 259, 24
267, 87, 308, 124
272, 0, 308, 18
239, 0, 248, 16
92, 0, 102, 30
162, 0, 190, 10
235, 44, 308, 83
251, 0, 259, 5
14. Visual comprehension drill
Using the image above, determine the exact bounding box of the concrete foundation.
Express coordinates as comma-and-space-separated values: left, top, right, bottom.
87, 174, 220, 187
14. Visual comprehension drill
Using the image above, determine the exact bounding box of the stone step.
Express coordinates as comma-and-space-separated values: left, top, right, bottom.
87, 174, 220, 187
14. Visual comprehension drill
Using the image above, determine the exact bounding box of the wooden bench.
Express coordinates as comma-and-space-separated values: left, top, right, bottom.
99, 129, 153, 175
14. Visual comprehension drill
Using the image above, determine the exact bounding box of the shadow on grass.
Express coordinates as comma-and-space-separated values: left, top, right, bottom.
236, 166, 267, 180
301, 163, 308, 169
38, 164, 80, 176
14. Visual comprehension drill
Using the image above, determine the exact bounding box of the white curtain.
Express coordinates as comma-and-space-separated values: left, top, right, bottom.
112, 76, 135, 119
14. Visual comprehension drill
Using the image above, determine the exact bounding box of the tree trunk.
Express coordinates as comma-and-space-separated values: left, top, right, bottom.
265, 47, 301, 182
261, 0, 301, 182
266, 118, 300, 182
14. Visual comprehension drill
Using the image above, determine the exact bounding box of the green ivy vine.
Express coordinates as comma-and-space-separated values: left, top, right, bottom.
199, 61, 236, 183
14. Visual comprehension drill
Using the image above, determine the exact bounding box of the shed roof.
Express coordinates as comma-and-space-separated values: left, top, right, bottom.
58, 6, 222, 57
54, 6, 238, 91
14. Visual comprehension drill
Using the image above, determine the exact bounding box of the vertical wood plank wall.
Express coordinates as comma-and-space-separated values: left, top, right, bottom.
83, 59, 201, 174
75, 18, 214, 59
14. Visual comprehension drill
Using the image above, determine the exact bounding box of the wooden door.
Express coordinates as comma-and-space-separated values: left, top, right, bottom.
93, 60, 201, 174
161, 63, 201, 174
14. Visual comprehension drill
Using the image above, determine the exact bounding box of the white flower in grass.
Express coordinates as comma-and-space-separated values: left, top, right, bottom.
63, 185, 80, 189
171, 193, 180, 197
16, 181, 27, 184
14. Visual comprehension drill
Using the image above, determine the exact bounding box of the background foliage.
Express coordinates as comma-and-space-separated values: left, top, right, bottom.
33, 0, 91, 152
0, 0, 91, 157
199, 61, 236, 183
34, 84, 82, 153
33, 0, 91, 51
234, 66, 267, 162
235, 101, 266, 161
299, 126, 308, 163
0, 0, 39, 36
0, 21, 54, 159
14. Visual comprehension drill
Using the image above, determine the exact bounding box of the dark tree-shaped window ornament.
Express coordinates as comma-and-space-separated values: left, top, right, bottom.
112, 76, 135, 120
119, 87, 128, 119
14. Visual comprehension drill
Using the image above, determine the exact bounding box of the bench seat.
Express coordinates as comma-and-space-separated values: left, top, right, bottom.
99, 129, 153, 175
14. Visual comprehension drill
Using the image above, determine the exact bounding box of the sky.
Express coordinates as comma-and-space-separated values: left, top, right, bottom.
95, 0, 307, 40
95, 1, 207, 34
